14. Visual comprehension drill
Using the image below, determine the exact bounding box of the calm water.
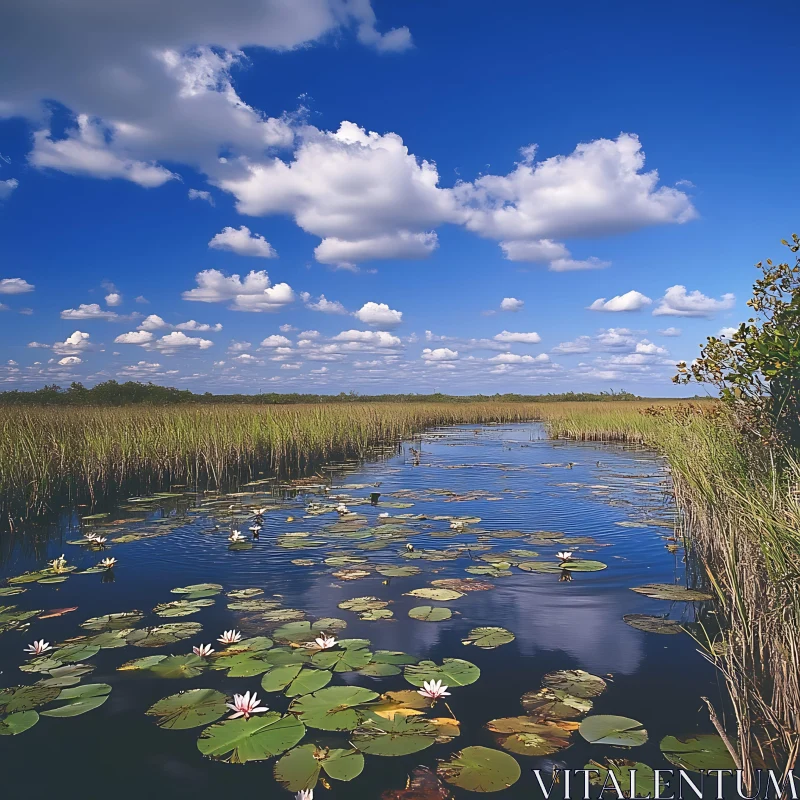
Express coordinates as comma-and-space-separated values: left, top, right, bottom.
0, 423, 725, 798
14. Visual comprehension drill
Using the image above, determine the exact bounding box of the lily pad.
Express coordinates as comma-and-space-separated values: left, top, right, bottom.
375, 565, 421, 578
272, 619, 347, 644
353, 713, 439, 756
630, 584, 712, 602
0, 710, 39, 735
521, 688, 592, 719
274, 743, 365, 791
81, 611, 144, 630
146, 688, 228, 729
487, 716, 575, 756
0, 605, 42, 633
659, 734, 737, 772
580, 715, 648, 747
587, 759, 662, 798
227, 599, 282, 612
408, 606, 452, 622
41, 683, 111, 717
197, 712, 306, 764
542, 670, 607, 698
153, 599, 215, 617
0, 684, 60, 713
438, 746, 521, 792
404, 659, 480, 688
462, 627, 515, 649
623, 614, 683, 635
312, 646, 373, 673
127, 622, 202, 648
360, 609, 394, 621
404, 588, 464, 601
289, 686, 379, 731
149, 654, 208, 679
338, 596, 389, 613
50, 643, 100, 663
262, 666, 332, 697
226, 588, 264, 599
36, 664, 96, 688
431, 578, 494, 593
171, 583, 223, 599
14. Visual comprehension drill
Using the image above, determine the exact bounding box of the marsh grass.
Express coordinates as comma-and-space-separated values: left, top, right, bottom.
536, 400, 800, 780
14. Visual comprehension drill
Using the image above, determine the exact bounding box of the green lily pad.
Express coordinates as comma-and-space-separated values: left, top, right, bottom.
226, 588, 264, 599
153, 599, 215, 617
0, 710, 39, 735
127, 622, 202, 648
408, 606, 452, 622
50, 643, 100, 663
375, 565, 421, 578
630, 584, 712, 601
289, 686, 379, 731
521, 688, 592, 719
80, 628, 134, 649
171, 583, 223, 599
373, 651, 418, 666
542, 670, 607, 698
438, 746, 521, 792
81, 611, 144, 630
0, 605, 42, 633
197, 712, 306, 764
623, 614, 683, 634
487, 716, 575, 756
353, 713, 439, 756
359, 662, 401, 677
146, 689, 228, 729
580, 715, 648, 747
41, 683, 111, 717
404, 659, 480, 688
149, 654, 208, 679
274, 744, 365, 791
404, 588, 464, 601
338, 596, 389, 613
36, 664, 96, 688
312, 646, 373, 672
262, 666, 332, 697
462, 627, 515, 649
360, 609, 394, 621
0, 684, 60, 713
272, 619, 347, 644
660, 734, 737, 772
0, 587, 26, 597
587, 759, 662, 798
227, 599, 282, 612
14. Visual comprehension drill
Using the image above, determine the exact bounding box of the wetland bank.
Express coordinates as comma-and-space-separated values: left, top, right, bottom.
0, 412, 753, 798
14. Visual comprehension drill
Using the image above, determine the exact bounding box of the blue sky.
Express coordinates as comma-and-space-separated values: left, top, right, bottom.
1, 0, 798, 395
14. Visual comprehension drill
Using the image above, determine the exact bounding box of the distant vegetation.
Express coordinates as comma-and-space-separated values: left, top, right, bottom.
0, 383, 653, 406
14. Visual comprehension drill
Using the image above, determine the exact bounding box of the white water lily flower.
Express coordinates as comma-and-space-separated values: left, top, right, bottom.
253, 508, 268, 515
229, 530, 245, 542
218, 629, 242, 644
49, 554, 68, 573
193, 643, 214, 658
556, 551, 574, 562
99, 557, 117, 569
336, 503, 349, 514
313, 633, 337, 650
84, 532, 99, 542
24, 639, 52, 655
378, 512, 389, 518
296, 791, 313, 800
92, 536, 108, 546
248, 525, 262, 533
225, 691, 268, 720
450, 520, 465, 530
417, 679, 451, 701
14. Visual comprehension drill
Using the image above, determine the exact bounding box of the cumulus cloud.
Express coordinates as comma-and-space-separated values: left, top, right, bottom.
183, 269, 294, 312
489, 353, 549, 364
208, 225, 277, 258
53, 331, 92, 355
115, 330, 154, 345
152, 331, 213, 351
658, 327, 682, 337
635, 339, 668, 355
718, 326, 739, 340
138, 314, 170, 331
589, 290, 653, 312
332, 330, 401, 347
260, 335, 292, 348
227, 340, 251, 353
104, 292, 122, 306
0, 179, 19, 199
353, 301, 403, 328
58, 356, 82, 366
175, 320, 222, 332
500, 297, 524, 312
653, 285, 736, 317
61, 303, 119, 320
0, 278, 34, 294
499, 239, 569, 263
421, 347, 459, 361
552, 337, 593, 355
188, 188, 214, 205
493, 330, 541, 344
300, 293, 347, 314
549, 256, 611, 272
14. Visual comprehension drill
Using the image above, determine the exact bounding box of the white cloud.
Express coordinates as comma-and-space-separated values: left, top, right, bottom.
208, 225, 277, 258
552, 336, 593, 355
493, 330, 541, 344
500, 297, 524, 312
115, 330, 154, 345
227, 340, 251, 353
58, 356, 82, 366
138, 314, 170, 331
421, 347, 459, 361
104, 292, 122, 306
635, 339, 668, 355
182, 269, 294, 312
279, 323, 296, 333
314, 231, 438, 268
135, 295, 149, 304
53, 331, 91, 355
353, 301, 403, 328
281, 363, 301, 370
260, 335, 292, 348
332, 330, 401, 347
653, 285, 736, 318
717, 326, 738, 340
658, 327, 682, 337
152, 331, 213, 351
300, 293, 347, 314
589, 290, 653, 312
61, 303, 119, 320
299, 330, 320, 339
233, 353, 260, 364
175, 320, 222, 332
489, 353, 550, 364
549, 256, 611, 272
0, 179, 19, 199
188, 188, 214, 205
499, 239, 569, 263
596, 328, 638, 350
0, 278, 34, 294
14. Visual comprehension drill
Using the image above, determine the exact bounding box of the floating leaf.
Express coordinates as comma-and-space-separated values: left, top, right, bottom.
404, 659, 480, 688
127, 622, 202, 648
50, 643, 100, 663
226, 588, 264, 599
462, 627, 515, 649
80, 628, 133, 649
487, 716, 575, 755
0, 684, 60, 713
41, 683, 111, 717
431, 578, 494, 593
404, 588, 464, 601
408, 606, 452, 622
381, 766, 450, 799
587, 759, 661, 798
630, 584, 712, 601
580, 715, 648, 747
149, 654, 208, 679
373, 651, 418, 666
146, 688, 228, 729
36, 663, 96, 688
521, 688, 592, 719
272, 619, 347, 644
227, 599, 282, 612
541, 670, 607, 698
289, 686, 379, 731
623, 614, 683, 635
359, 662, 401, 677
375, 565, 421, 578
0, 587, 26, 597
659, 734, 737, 772
338, 596, 389, 613
360, 609, 394, 621
171, 583, 223, 599
438, 746, 521, 792
353, 713, 439, 756
312, 646, 373, 672
81, 611, 144, 631
0, 605, 42, 633
0, 710, 39, 735
274, 743, 365, 791
197, 712, 306, 764
153, 599, 215, 617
